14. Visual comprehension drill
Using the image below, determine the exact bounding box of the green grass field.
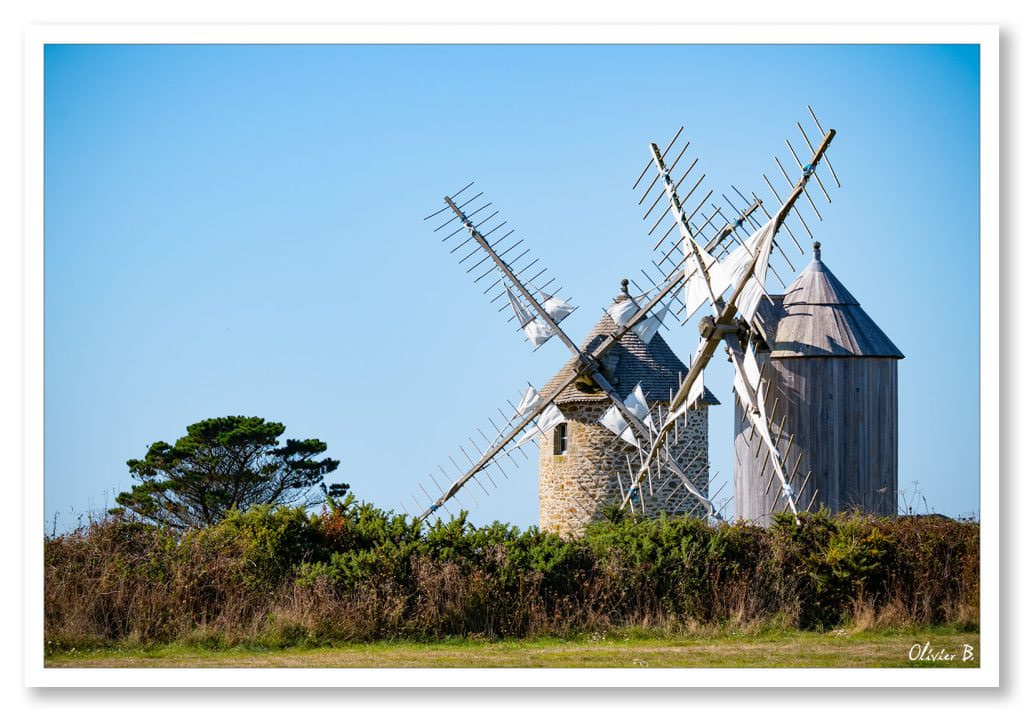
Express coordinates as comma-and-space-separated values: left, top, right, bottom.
45, 626, 979, 668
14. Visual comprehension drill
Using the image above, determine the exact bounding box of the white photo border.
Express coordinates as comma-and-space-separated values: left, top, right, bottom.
23, 23, 999, 689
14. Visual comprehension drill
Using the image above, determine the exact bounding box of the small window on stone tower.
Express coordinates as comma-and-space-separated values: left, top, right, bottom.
553, 423, 568, 455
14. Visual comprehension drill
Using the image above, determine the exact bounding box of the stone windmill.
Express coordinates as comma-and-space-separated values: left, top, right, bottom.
536, 281, 719, 536
410, 108, 851, 530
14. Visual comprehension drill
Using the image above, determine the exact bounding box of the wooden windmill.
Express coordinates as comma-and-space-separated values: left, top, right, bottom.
733, 241, 904, 524
410, 107, 845, 528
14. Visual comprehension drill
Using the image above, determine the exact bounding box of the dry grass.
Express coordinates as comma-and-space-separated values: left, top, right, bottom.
45, 627, 981, 669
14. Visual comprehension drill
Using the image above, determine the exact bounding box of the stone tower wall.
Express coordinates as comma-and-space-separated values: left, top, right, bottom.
538, 401, 709, 537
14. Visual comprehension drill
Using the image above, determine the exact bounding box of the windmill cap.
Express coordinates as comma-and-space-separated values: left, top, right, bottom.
783, 250, 858, 307
764, 250, 904, 359
538, 286, 721, 405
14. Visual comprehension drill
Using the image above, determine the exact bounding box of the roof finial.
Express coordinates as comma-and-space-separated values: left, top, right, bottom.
621, 278, 630, 295
813, 241, 821, 261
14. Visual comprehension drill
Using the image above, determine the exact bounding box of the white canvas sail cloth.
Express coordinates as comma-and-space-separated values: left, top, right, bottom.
505, 283, 554, 348
524, 321, 555, 349
683, 367, 704, 412
664, 365, 703, 428
731, 342, 799, 513
706, 217, 771, 299
682, 239, 720, 318
598, 404, 639, 448
741, 342, 762, 406
623, 383, 655, 433
727, 216, 781, 321
540, 292, 574, 324
515, 403, 566, 447
606, 298, 640, 327
514, 385, 541, 417
632, 305, 668, 344
679, 215, 780, 321
732, 342, 765, 419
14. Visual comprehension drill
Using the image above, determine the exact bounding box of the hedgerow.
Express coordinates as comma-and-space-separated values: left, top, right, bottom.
43, 499, 979, 650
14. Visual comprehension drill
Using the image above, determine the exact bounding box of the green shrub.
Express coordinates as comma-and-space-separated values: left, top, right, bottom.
184, 505, 324, 591
44, 503, 980, 648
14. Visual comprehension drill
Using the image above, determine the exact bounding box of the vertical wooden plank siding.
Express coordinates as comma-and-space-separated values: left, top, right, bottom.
734, 357, 898, 524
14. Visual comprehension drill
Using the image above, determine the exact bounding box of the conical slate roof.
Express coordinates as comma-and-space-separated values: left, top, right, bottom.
759, 244, 903, 359
540, 292, 719, 406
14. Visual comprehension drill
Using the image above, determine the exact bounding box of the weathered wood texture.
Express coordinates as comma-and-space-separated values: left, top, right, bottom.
735, 249, 902, 525
734, 357, 898, 524
755, 256, 904, 359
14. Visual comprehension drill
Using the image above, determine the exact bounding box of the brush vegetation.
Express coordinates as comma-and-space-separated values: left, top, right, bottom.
44, 498, 979, 653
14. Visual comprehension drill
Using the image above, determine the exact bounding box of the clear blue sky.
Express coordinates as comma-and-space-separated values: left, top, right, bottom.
43, 43, 980, 531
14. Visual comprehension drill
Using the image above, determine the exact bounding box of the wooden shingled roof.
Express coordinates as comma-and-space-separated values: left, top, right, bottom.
539, 294, 719, 406
755, 244, 904, 359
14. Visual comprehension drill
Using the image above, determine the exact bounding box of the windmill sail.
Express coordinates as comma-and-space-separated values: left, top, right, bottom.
606, 297, 640, 326
623, 383, 655, 431
417, 201, 712, 518
515, 385, 541, 416
680, 367, 704, 414
733, 216, 780, 322
412, 369, 580, 519
625, 108, 841, 519
425, 186, 578, 352
505, 282, 554, 347
516, 403, 567, 446
633, 305, 668, 344
541, 292, 575, 323
413, 108, 838, 526
598, 404, 639, 448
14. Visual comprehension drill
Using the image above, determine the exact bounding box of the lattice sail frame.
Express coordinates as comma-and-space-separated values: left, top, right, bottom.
407, 107, 839, 525
622, 107, 841, 521
423, 184, 578, 348
411, 185, 720, 522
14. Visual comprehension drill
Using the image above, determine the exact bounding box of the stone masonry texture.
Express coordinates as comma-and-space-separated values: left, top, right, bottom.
538, 401, 709, 537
